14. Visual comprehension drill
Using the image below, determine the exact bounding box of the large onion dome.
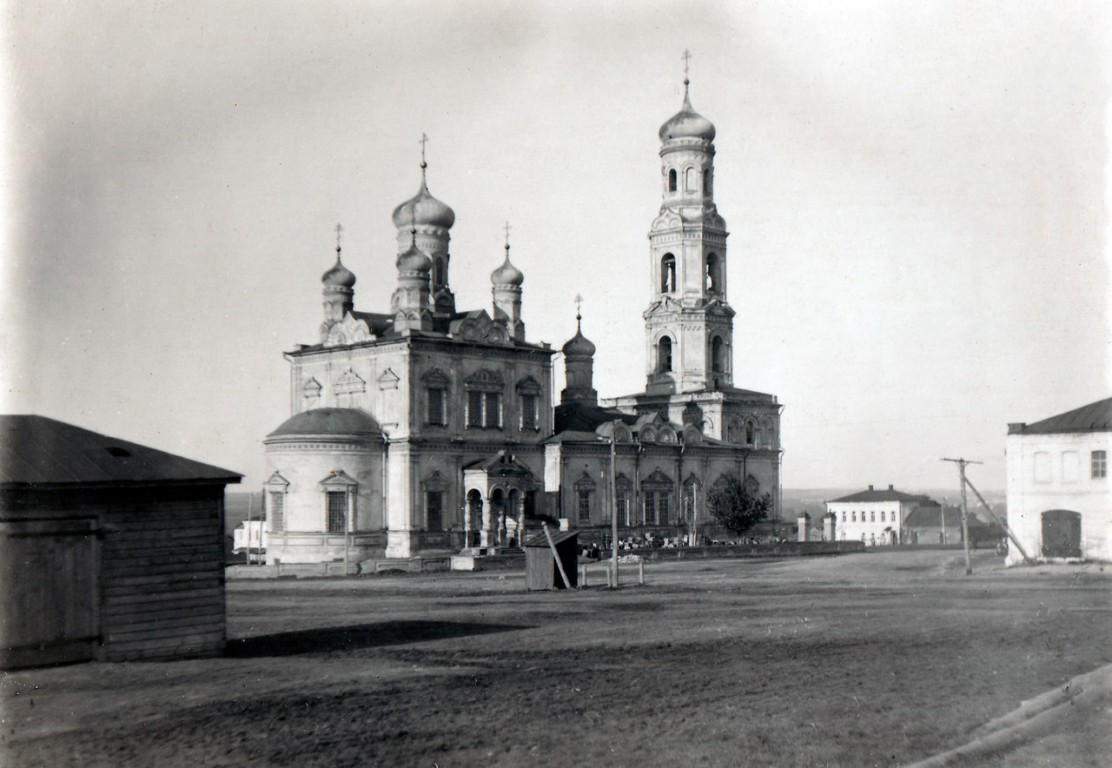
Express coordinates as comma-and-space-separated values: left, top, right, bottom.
391, 168, 455, 230
562, 326, 596, 358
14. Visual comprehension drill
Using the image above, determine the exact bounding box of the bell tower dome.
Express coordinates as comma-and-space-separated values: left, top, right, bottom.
644, 53, 734, 395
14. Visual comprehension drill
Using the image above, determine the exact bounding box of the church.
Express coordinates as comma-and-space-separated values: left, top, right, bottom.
262, 73, 783, 565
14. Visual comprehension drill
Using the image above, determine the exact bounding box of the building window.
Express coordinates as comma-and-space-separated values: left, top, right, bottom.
577, 490, 591, 523
668, 168, 677, 192
658, 493, 670, 525
1094, 450, 1108, 479
703, 169, 711, 196
706, 253, 720, 292
870, 510, 875, 522
644, 493, 656, 524
426, 491, 444, 531
269, 491, 285, 532
326, 491, 347, 533
521, 393, 538, 431
711, 336, 724, 373
1034, 451, 1051, 483
658, 337, 673, 373
661, 254, 677, 292
852, 511, 857, 522
467, 390, 484, 427
427, 388, 446, 426
484, 392, 502, 429
841, 511, 846, 523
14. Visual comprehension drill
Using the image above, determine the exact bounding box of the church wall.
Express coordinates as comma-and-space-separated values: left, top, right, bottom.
264, 439, 385, 564
289, 342, 410, 434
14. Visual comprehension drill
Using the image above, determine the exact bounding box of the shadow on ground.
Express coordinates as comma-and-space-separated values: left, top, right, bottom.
225, 620, 532, 658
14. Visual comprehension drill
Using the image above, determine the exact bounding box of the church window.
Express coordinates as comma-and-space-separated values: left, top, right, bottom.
668, 169, 677, 192
745, 420, 755, 445
642, 470, 673, 525
706, 253, 720, 292
577, 489, 591, 523
269, 491, 285, 533
1093, 450, 1107, 479
661, 254, 677, 293
658, 336, 673, 373
616, 474, 633, 526
434, 257, 445, 288
326, 491, 347, 533
467, 390, 484, 427
703, 169, 711, 196
484, 392, 503, 429
427, 387, 447, 426
685, 167, 696, 191
711, 336, 725, 373
521, 393, 538, 431
426, 491, 444, 531
643, 493, 655, 524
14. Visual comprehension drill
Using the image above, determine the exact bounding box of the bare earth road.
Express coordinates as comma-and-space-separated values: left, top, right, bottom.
2, 549, 1109, 767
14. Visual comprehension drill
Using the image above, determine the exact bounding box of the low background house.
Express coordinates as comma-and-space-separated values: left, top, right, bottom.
825, 484, 934, 545
1005, 397, 1111, 564
0, 415, 241, 669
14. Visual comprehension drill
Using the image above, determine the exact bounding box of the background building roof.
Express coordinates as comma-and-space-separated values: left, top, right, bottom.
828, 485, 932, 504
267, 408, 383, 439
1008, 397, 1112, 435
0, 415, 242, 488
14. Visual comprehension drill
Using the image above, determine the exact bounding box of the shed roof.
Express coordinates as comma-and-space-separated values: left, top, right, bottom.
1009, 397, 1112, 435
524, 529, 579, 548
0, 415, 242, 488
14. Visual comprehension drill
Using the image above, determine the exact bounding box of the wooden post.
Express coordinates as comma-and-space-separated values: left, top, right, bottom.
638, 560, 644, 585
942, 458, 978, 575
542, 523, 572, 589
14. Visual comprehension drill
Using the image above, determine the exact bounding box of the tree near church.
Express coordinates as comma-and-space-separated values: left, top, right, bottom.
707, 475, 771, 537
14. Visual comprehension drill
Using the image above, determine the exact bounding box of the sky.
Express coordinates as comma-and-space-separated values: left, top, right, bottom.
3, 1, 1110, 493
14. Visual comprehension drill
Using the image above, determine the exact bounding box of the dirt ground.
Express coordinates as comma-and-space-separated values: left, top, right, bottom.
2, 549, 1110, 767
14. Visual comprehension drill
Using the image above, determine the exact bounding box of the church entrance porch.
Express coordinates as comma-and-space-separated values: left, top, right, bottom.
462, 451, 539, 555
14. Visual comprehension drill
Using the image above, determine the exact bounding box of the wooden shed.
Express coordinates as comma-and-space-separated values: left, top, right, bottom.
524, 529, 578, 590
0, 415, 241, 669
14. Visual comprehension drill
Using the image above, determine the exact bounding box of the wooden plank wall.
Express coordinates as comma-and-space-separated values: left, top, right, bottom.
99, 491, 226, 661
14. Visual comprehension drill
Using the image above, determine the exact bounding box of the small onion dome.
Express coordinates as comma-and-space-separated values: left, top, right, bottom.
391, 179, 456, 230
562, 327, 596, 358
267, 407, 382, 438
396, 242, 432, 273
658, 92, 716, 142
321, 256, 356, 288
491, 254, 524, 286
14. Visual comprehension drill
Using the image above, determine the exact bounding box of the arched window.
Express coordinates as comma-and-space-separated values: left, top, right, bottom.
433, 257, 445, 288
668, 169, 678, 192
658, 336, 673, 373
685, 167, 696, 191
660, 254, 677, 293
745, 420, 755, 445
711, 336, 725, 373
703, 169, 711, 196
705, 253, 719, 292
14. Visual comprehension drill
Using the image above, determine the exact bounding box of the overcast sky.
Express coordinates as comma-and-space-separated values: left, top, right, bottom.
3, 1, 1109, 493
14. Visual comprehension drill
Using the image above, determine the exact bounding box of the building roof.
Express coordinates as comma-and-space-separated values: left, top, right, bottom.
828, 485, 932, 504
0, 415, 242, 488
1009, 397, 1112, 435
524, 529, 578, 548
553, 401, 636, 435
267, 408, 383, 439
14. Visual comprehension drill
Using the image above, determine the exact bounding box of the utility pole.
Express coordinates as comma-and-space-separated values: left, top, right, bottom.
941, 458, 980, 575
610, 431, 619, 589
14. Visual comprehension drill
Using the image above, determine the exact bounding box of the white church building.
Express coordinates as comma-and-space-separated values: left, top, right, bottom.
262, 72, 783, 565
1005, 397, 1111, 565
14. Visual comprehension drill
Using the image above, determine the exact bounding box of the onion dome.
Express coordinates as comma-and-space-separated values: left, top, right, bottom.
391, 164, 456, 230
322, 253, 356, 288
491, 245, 524, 286
562, 313, 596, 358
658, 85, 716, 142
396, 234, 432, 273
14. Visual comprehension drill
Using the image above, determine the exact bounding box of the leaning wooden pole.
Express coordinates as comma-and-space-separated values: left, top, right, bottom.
963, 476, 1035, 564
542, 522, 572, 590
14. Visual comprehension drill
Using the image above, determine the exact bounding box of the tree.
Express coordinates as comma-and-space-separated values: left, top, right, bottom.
707, 475, 771, 536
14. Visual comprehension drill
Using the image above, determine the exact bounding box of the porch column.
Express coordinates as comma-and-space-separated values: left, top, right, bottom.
480, 497, 494, 548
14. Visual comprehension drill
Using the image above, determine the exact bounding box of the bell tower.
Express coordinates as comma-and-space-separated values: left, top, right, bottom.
644, 53, 735, 395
